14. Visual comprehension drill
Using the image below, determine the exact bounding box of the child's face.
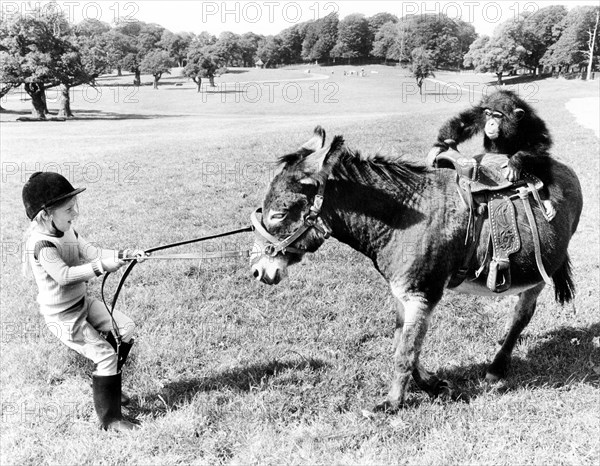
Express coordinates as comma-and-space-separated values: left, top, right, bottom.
49, 197, 79, 233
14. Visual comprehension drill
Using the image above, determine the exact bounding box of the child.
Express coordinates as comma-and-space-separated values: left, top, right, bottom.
22, 171, 145, 431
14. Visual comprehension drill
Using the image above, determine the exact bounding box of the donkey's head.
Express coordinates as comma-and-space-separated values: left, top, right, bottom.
251, 126, 344, 284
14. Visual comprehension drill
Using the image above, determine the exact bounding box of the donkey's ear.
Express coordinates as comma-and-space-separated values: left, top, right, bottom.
303, 135, 344, 177
320, 135, 345, 177
301, 126, 326, 152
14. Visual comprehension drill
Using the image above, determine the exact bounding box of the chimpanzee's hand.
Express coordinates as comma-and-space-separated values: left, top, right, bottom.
505, 153, 524, 182
426, 146, 444, 167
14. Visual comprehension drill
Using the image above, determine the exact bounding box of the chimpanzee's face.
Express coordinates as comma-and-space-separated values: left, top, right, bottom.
483, 108, 504, 140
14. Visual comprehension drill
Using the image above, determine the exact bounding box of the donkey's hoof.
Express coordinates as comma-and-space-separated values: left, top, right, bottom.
436, 380, 469, 403
373, 400, 402, 414
485, 371, 503, 383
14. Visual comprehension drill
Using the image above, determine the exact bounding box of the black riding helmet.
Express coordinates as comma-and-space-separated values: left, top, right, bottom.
22, 172, 86, 220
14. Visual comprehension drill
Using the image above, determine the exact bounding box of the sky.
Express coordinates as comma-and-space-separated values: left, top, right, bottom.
4, 1, 600, 37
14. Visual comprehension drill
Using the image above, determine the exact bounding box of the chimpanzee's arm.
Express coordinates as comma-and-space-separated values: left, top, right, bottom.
434, 107, 483, 149
506, 117, 553, 179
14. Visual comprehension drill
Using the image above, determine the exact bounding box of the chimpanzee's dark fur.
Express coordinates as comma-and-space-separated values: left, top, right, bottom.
434, 90, 553, 175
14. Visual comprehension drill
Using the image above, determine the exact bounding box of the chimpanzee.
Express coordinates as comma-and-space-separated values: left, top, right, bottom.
426, 89, 553, 182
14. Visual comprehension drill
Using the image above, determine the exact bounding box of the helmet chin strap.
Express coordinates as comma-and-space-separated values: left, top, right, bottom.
50, 218, 65, 238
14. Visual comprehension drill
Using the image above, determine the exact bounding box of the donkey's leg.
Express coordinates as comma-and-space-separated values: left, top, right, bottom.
393, 301, 456, 399
376, 298, 431, 412
486, 283, 545, 382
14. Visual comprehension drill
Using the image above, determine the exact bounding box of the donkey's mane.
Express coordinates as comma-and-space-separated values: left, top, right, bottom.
332, 147, 428, 191
278, 143, 429, 192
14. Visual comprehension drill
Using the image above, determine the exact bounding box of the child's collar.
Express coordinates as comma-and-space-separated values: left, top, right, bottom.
34, 223, 65, 238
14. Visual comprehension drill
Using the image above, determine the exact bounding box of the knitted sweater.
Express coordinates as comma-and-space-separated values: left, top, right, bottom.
27, 228, 118, 315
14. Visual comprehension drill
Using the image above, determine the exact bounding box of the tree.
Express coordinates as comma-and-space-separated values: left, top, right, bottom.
464, 34, 525, 84
54, 19, 113, 117
0, 83, 18, 111
117, 21, 165, 85
193, 31, 217, 50
397, 14, 475, 70
0, 13, 61, 117
159, 30, 193, 67
371, 21, 407, 63
519, 6, 568, 74
141, 49, 175, 89
104, 29, 135, 76
332, 13, 371, 63
543, 6, 600, 75
371, 21, 396, 62
184, 43, 224, 90
367, 12, 398, 42
212, 31, 241, 66
0, 9, 107, 118
410, 47, 435, 94
238, 32, 263, 67
257, 36, 283, 68
301, 13, 339, 63
277, 23, 308, 64
585, 10, 600, 80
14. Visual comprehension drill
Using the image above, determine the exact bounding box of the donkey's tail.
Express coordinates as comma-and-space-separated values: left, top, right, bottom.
553, 255, 575, 305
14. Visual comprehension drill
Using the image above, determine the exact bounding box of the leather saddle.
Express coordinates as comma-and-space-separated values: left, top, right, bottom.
433, 147, 552, 292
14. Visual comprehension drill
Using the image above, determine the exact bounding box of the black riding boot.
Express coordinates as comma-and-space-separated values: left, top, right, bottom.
92, 372, 139, 431
104, 334, 135, 405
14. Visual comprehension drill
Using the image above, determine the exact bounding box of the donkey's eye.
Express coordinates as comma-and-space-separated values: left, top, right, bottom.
271, 212, 287, 221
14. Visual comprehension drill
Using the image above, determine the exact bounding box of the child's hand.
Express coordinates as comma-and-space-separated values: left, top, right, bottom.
101, 257, 126, 273
129, 249, 148, 263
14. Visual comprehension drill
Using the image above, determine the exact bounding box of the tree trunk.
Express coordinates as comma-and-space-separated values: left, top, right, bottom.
24, 83, 47, 119
193, 77, 202, 93
496, 72, 503, 85
587, 11, 599, 81
117, 66, 122, 76
209, 75, 215, 87
0, 83, 17, 111
133, 68, 141, 86
57, 83, 74, 118
153, 73, 161, 89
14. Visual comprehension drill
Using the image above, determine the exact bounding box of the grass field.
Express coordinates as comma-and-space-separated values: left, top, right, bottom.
1, 65, 599, 465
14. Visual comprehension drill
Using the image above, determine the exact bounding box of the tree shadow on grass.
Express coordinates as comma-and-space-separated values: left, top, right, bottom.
3, 109, 190, 121
435, 322, 600, 403
485, 74, 553, 86
222, 69, 250, 75
0, 108, 30, 115
136, 356, 328, 418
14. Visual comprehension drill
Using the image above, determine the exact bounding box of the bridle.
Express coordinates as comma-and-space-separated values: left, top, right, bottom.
251, 178, 331, 258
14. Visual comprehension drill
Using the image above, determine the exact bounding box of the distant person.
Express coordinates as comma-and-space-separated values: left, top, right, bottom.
22, 172, 146, 431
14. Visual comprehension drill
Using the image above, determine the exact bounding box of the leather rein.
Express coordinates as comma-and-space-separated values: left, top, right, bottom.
101, 226, 253, 349
103, 166, 333, 352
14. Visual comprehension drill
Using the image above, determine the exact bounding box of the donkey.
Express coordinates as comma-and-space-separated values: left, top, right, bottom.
250, 127, 583, 411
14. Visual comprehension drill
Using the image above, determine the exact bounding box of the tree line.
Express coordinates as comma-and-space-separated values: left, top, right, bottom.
1, 5, 598, 118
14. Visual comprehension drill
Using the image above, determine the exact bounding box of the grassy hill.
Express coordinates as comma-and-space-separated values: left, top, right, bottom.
1, 65, 598, 465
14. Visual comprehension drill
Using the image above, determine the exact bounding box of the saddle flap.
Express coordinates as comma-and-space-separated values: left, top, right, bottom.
487, 195, 521, 293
